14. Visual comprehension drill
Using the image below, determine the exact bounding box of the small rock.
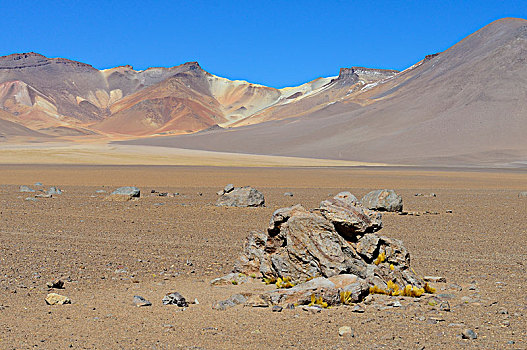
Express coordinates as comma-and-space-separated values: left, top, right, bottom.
34, 182, 43, 186
45, 293, 71, 305
439, 301, 451, 312
302, 305, 322, 314
35, 194, 52, 198
20, 185, 35, 193
283, 192, 294, 197
95, 190, 106, 193
224, 184, 234, 193
497, 308, 508, 315
352, 304, 365, 313
132, 295, 151, 307
392, 300, 402, 308
212, 294, 247, 311
162, 292, 188, 307
47, 187, 62, 195
461, 329, 477, 339
46, 279, 64, 289
518, 192, 527, 198
424, 276, 447, 283
285, 303, 295, 310
272, 305, 283, 312
25, 197, 38, 202
246, 294, 269, 308
446, 210, 453, 213
338, 326, 354, 337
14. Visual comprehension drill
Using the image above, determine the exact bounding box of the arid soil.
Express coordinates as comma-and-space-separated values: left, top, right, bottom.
1, 165, 526, 349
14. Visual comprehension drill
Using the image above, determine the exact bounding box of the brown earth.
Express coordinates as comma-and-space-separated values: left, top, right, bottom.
1, 165, 526, 349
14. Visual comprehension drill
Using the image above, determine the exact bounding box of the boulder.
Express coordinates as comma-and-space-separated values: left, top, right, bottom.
19, 185, 35, 193
216, 186, 264, 207
111, 186, 140, 197
361, 189, 403, 212
107, 186, 141, 201
162, 292, 188, 307
229, 196, 424, 306
212, 294, 248, 311
47, 187, 63, 195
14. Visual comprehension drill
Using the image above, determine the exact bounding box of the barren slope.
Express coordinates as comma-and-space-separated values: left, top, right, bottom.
125, 18, 527, 167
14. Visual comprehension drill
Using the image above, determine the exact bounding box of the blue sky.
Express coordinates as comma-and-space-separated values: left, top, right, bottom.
0, 1, 525, 87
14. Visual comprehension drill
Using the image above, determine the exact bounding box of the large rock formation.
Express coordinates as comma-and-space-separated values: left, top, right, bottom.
226, 193, 425, 306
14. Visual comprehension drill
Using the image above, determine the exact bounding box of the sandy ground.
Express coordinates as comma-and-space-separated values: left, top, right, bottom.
0, 165, 526, 349
0, 143, 383, 167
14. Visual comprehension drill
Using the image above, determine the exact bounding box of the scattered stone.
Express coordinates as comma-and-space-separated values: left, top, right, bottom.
392, 300, 402, 307
361, 189, 403, 212
415, 193, 436, 197
45, 293, 71, 305
246, 294, 270, 307
216, 186, 265, 207
132, 295, 152, 307
95, 189, 106, 193
47, 187, 63, 195
497, 307, 509, 315
424, 276, 447, 283
162, 292, 188, 307
352, 304, 365, 313
19, 185, 35, 193
446, 210, 453, 213
212, 294, 248, 311
302, 305, 322, 314
210, 272, 249, 286
271, 305, 283, 312
518, 192, 527, 198
46, 279, 64, 289
461, 329, 477, 340
338, 326, 354, 337
285, 303, 295, 310
107, 187, 141, 201
35, 194, 52, 198
34, 182, 43, 186
283, 192, 294, 197
25, 197, 38, 202
439, 301, 451, 312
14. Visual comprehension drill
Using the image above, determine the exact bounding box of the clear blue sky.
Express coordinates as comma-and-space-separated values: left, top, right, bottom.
0, 1, 525, 87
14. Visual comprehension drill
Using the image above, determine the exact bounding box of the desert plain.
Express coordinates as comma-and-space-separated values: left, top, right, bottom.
0, 161, 526, 349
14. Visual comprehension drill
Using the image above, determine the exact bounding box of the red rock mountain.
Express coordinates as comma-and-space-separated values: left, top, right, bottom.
0, 53, 396, 139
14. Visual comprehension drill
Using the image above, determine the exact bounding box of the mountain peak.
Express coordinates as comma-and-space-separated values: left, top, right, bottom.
0, 52, 95, 70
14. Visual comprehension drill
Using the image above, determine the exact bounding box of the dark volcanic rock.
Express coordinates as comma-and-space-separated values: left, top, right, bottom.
216, 186, 264, 207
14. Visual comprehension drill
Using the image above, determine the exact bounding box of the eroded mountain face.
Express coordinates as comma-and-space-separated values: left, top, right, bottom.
0, 52, 397, 139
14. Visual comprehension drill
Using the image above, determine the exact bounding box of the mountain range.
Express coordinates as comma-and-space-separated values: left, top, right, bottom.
1, 18, 527, 166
